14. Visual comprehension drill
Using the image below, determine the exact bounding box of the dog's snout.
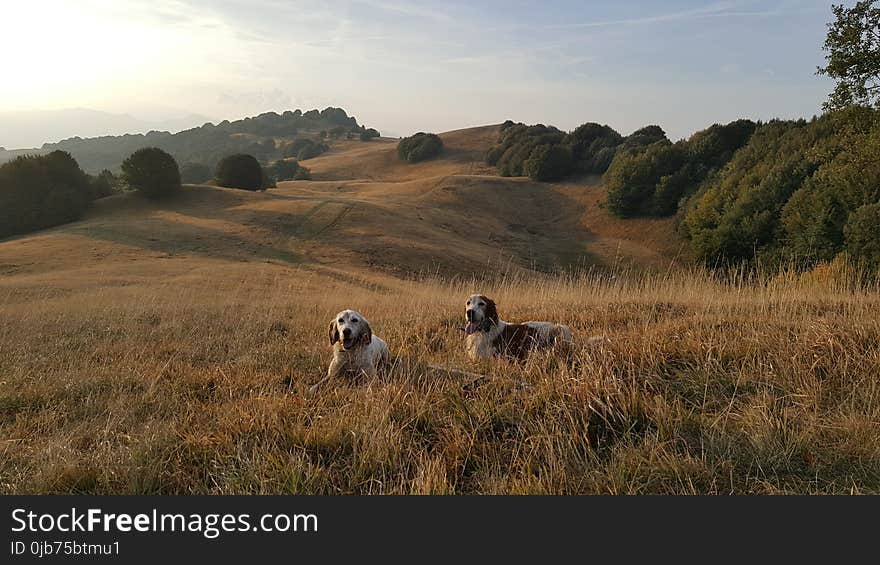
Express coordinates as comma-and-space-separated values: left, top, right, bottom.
342, 328, 352, 337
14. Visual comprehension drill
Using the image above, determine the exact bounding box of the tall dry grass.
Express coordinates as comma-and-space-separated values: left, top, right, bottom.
1, 264, 879, 494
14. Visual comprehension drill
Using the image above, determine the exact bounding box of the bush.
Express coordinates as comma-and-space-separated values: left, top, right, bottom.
89, 169, 120, 199
293, 167, 312, 180
603, 120, 758, 219
780, 108, 880, 265
215, 154, 265, 191
180, 162, 213, 184
487, 121, 624, 180
0, 151, 93, 237
604, 142, 688, 217
487, 123, 565, 177
564, 122, 623, 174
523, 144, 574, 181
266, 159, 311, 182
623, 125, 669, 148
398, 133, 444, 163
681, 113, 855, 265
121, 147, 181, 199
845, 203, 880, 271
261, 168, 276, 189
360, 128, 380, 141
282, 138, 329, 160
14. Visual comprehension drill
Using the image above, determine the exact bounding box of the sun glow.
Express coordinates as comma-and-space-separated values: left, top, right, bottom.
0, 0, 223, 111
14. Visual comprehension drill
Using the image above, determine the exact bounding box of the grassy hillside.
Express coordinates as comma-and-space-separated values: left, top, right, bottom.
1, 124, 877, 494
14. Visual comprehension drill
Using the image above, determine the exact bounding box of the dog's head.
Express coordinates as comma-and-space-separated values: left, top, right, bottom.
464, 294, 498, 335
329, 309, 372, 350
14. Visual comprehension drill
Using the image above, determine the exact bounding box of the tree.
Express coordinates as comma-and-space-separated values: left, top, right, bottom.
296, 143, 326, 160
293, 167, 312, 180
0, 151, 92, 237
266, 159, 310, 182
180, 162, 213, 184
845, 202, 880, 270
215, 154, 265, 190
360, 128, 380, 141
328, 126, 347, 138
121, 147, 181, 199
819, 1, 880, 109
397, 133, 444, 163
623, 125, 668, 148
89, 169, 120, 199
485, 122, 565, 176
604, 142, 688, 217
523, 144, 573, 181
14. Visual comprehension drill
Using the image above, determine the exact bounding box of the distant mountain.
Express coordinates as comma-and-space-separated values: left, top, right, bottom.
0, 108, 211, 150
0, 108, 373, 173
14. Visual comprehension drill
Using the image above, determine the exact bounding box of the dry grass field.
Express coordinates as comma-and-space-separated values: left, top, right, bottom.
1, 126, 878, 494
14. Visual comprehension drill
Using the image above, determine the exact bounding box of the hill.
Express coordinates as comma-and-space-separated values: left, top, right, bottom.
0, 107, 375, 173
0, 125, 685, 281
3, 124, 876, 495
0, 108, 210, 151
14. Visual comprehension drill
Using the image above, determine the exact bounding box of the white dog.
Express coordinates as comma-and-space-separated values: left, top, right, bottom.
323, 309, 390, 382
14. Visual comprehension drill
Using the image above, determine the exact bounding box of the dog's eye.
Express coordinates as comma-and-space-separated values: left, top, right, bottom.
351, 319, 359, 323
338, 318, 343, 323
466, 300, 470, 305
478, 302, 485, 307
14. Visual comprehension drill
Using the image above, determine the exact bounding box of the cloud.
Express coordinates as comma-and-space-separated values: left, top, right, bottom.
353, 0, 455, 22
546, 1, 779, 30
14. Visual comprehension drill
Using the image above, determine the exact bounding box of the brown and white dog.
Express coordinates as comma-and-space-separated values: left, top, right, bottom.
321, 310, 390, 385
464, 294, 573, 361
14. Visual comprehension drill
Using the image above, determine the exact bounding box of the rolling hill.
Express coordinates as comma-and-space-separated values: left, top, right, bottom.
0, 124, 686, 294
3, 124, 879, 496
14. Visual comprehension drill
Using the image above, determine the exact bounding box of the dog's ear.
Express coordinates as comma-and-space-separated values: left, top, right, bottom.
329, 320, 339, 346
360, 320, 373, 345
483, 296, 499, 325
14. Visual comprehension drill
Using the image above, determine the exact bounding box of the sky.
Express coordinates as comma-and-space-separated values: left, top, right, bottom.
0, 0, 839, 147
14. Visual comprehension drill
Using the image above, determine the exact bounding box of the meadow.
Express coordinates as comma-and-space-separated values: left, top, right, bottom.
2, 263, 878, 494
1, 127, 878, 494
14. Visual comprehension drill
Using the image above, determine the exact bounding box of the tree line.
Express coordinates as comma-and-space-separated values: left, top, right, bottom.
0, 147, 312, 238
2, 107, 378, 174
483, 2, 880, 271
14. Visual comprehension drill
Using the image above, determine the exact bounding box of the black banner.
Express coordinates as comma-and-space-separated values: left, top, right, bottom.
0, 496, 872, 562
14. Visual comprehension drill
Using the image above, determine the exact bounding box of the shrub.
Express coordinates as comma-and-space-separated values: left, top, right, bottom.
267, 159, 311, 182
398, 133, 443, 163
89, 169, 120, 199
780, 108, 880, 265
282, 138, 329, 160
564, 122, 623, 174
604, 142, 688, 217
0, 151, 92, 237
328, 126, 347, 139
121, 147, 181, 199
215, 154, 265, 191
487, 123, 565, 177
845, 203, 880, 271
293, 167, 312, 180
261, 167, 276, 189
623, 125, 669, 148
180, 162, 213, 184
682, 113, 854, 265
487, 121, 624, 180
523, 144, 573, 181
360, 128, 380, 142
603, 119, 758, 219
